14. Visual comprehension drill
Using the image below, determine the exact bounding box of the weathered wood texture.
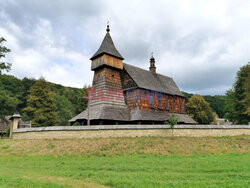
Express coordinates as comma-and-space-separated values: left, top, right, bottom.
90, 63, 126, 107
124, 89, 186, 114
120, 69, 137, 89
92, 67, 123, 90
91, 54, 123, 70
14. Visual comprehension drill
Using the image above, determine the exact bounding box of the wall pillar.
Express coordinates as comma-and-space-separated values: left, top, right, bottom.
9, 114, 21, 138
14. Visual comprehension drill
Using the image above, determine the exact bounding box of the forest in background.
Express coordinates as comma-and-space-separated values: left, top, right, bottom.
0, 74, 88, 125
0, 73, 228, 126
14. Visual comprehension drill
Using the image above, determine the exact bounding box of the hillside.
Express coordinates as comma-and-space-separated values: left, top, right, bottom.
0, 74, 227, 126
0, 74, 88, 125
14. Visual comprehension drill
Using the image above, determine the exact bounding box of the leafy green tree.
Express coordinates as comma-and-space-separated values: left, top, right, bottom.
224, 89, 237, 123
183, 91, 227, 118
0, 89, 19, 121
165, 114, 178, 128
203, 95, 227, 118
75, 87, 88, 114
24, 78, 59, 127
225, 64, 250, 124
0, 37, 11, 74
186, 94, 214, 124
54, 94, 73, 125
165, 114, 178, 137
0, 37, 16, 121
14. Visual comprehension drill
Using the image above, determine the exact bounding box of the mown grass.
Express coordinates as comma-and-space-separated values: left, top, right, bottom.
0, 135, 249, 187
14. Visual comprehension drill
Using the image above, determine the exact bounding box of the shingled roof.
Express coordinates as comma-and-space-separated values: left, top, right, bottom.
69, 107, 196, 124
123, 63, 184, 97
90, 28, 124, 60
69, 105, 130, 122
130, 108, 196, 123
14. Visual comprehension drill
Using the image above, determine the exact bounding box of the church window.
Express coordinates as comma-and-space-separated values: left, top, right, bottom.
158, 97, 162, 109
150, 95, 154, 108
166, 99, 169, 110
173, 100, 175, 112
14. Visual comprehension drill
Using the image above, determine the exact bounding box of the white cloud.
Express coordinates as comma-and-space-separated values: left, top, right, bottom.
0, 0, 250, 95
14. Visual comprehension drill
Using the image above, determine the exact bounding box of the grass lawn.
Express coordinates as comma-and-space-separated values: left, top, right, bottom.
0, 136, 249, 187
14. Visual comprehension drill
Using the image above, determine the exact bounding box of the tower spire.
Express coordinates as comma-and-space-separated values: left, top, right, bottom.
90, 23, 124, 60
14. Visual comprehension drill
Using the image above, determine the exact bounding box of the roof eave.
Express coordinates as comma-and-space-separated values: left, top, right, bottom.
90, 52, 124, 61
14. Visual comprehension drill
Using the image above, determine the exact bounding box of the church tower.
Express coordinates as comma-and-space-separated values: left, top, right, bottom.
88, 24, 127, 117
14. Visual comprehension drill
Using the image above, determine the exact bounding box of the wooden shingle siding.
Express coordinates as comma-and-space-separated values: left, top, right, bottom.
120, 69, 137, 89
124, 88, 186, 114
92, 54, 123, 70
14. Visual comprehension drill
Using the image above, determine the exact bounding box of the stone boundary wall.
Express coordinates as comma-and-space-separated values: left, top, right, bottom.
12, 125, 250, 140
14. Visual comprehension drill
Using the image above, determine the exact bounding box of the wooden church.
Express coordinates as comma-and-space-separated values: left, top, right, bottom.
70, 25, 196, 125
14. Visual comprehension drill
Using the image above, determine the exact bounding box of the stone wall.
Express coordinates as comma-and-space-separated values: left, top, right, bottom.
12, 125, 250, 140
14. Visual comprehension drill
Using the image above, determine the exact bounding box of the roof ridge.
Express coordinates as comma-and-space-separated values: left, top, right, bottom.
123, 63, 172, 79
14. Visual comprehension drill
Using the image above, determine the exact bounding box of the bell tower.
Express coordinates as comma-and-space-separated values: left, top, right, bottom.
89, 24, 126, 108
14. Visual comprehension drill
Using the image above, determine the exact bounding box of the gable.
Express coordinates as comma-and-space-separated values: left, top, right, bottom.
120, 69, 138, 89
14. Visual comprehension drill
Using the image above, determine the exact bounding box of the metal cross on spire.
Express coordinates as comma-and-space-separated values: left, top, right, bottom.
106, 20, 110, 32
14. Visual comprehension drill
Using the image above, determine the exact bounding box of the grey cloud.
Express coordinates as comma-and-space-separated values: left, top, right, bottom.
0, 0, 250, 95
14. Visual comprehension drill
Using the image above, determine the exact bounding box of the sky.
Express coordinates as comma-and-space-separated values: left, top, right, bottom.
0, 0, 249, 95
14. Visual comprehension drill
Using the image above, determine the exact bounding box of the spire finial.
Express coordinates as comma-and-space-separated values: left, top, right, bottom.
150, 52, 155, 60
106, 21, 110, 32
149, 52, 156, 73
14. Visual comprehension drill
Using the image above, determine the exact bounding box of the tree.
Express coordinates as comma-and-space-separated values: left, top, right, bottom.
224, 64, 250, 124
182, 91, 227, 118
54, 94, 73, 125
186, 94, 214, 124
224, 89, 237, 123
0, 37, 15, 121
165, 114, 178, 137
0, 37, 11, 74
0, 90, 19, 121
24, 78, 59, 127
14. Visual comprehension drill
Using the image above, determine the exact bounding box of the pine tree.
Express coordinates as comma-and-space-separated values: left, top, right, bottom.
24, 78, 59, 127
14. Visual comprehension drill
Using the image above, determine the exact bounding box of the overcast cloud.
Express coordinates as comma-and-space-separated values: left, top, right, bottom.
0, 0, 249, 95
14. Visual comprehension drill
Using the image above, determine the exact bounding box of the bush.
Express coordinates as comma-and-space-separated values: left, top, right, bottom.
165, 114, 178, 128
5, 128, 10, 137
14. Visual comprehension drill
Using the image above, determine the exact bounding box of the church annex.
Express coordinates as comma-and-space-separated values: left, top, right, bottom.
70, 25, 196, 125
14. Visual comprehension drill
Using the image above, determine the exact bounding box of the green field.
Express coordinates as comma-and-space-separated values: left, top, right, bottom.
0, 136, 249, 187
